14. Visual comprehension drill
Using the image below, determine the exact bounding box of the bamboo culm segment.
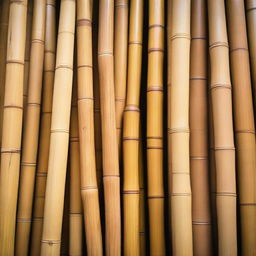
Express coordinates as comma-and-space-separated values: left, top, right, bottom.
0, 0, 28, 254
40, 0, 75, 254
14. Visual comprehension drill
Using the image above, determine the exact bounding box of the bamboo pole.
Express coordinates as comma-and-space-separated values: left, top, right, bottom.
30, 1, 56, 254
190, 0, 212, 255
147, 0, 165, 255
226, 1, 256, 254
123, 0, 143, 254
40, 0, 75, 254
208, 0, 237, 255
76, 0, 103, 254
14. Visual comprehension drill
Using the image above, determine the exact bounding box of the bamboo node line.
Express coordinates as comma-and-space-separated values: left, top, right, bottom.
77, 19, 92, 27
149, 24, 164, 29
1, 148, 21, 153
129, 41, 142, 45
148, 195, 165, 199
240, 203, 256, 206
148, 47, 164, 53
170, 33, 190, 41
69, 212, 83, 216
10, 0, 27, 7
55, 64, 73, 70
81, 186, 98, 191
216, 192, 237, 197
235, 129, 255, 134
46, 3, 56, 7
147, 146, 163, 150
230, 47, 248, 53
103, 174, 120, 178
21, 162, 37, 167
191, 36, 207, 40
123, 137, 139, 141
6, 60, 25, 65
210, 83, 231, 90
16, 218, 31, 223
70, 137, 79, 142
147, 136, 163, 139
209, 41, 229, 49
190, 77, 207, 81
190, 156, 208, 160
139, 231, 145, 234
51, 128, 69, 134
168, 127, 190, 134
214, 146, 235, 151
31, 39, 45, 45
246, 7, 256, 12
170, 193, 192, 197
124, 105, 140, 112
98, 52, 113, 56
77, 64, 93, 69
115, 98, 125, 102
58, 30, 75, 35
27, 103, 41, 107
192, 221, 211, 225
77, 97, 94, 101
3, 105, 23, 110
115, 3, 128, 8
147, 86, 163, 92
41, 239, 61, 245
123, 190, 140, 194
36, 172, 47, 177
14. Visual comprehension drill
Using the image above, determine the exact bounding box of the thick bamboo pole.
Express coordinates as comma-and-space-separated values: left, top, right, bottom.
0, 0, 28, 254
147, 0, 165, 255
30, 1, 56, 254
76, 0, 103, 254
226, 1, 256, 254
40, 0, 75, 254
98, 0, 121, 254
208, 0, 237, 255
114, 0, 128, 152
123, 0, 143, 254
190, 0, 212, 255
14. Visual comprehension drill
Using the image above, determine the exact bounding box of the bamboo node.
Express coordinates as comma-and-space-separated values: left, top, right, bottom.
190, 77, 207, 81
77, 19, 92, 27
235, 129, 255, 134
216, 192, 237, 197
148, 195, 165, 199
147, 86, 163, 92
31, 39, 45, 45
191, 36, 207, 40
246, 7, 256, 12
148, 47, 164, 53
51, 128, 69, 134
149, 24, 164, 29
128, 41, 142, 45
214, 146, 235, 151
190, 156, 208, 160
98, 52, 113, 56
147, 146, 163, 150
16, 218, 31, 223
3, 105, 23, 110
6, 60, 25, 65
115, 3, 128, 8
115, 98, 125, 102
209, 41, 229, 49
123, 190, 140, 194
77, 97, 94, 101
210, 83, 231, 90
81, 186, 98, 191
77, 64, 93, 69
1, 148, 21, 154
230, 47, 248, 53
240, 203, 256, 206
170, 193, 192, 197
41, 239, 61, 245
192, 221, 211, 225
124, 105, 140, 112
170, 33, 190, 41
123, 137, 139, 141
21, 162, 37, 167
70, 137, 79, 142
36, 172, 47, 177
146, 136, 163, 139
55, 64, 73, 70
168, 127, 189, 134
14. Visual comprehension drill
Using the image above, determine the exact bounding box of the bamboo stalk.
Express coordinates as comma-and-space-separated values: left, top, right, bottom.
190, 0, 212, 255
208, 0, 237, 254
168, 0, 193, 255
226, 1, 256, 254
76, 0, 103, 254
123, 0, 143, 254
98, 0, 121, 254
40, 0, 76, 254
30, 1, 56, 254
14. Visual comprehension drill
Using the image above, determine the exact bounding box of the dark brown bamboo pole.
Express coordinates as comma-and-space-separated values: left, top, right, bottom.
190, 0, 212, 255
76, 0, 103, 254
123, 0, 143, 254
226, 1, 256, 254
40, 0, 76, 254
30, 1, 56, 254
208, 0, 237, 254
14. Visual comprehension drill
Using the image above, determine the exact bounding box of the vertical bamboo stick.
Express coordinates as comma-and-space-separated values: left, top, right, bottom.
208, 0, 237, 255
123, 0, 143, 254
30, 1, 56, 254
76, 0, 103, 254
190, 0, 212, 255
40, 0, 75, 254
98, 0, 121, 254
226, 1, 256, 254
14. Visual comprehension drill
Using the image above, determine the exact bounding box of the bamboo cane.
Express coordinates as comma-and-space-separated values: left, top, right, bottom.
40, 0, 75, 254
147, 0, 165, 255
208, 0, 237, 254
0, 0, 28, 254
123, 0, 143, 254
30, 1, 56, 254
190, 0, 212, 255
226, 1, 256, 254
168, 0, 193, 255
76, 0, 103, 254
114, 0, 128, 152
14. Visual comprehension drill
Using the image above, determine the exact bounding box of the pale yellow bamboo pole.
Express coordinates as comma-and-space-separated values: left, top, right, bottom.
208, 0, 237, 254
98, 0, 121, 254
0, 0, 28, 254
40, 0, 76, 254
30, 1, 56, 254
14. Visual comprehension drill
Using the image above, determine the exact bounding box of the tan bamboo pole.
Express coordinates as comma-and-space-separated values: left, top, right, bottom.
189, 0, 212, 255
76, 0, 103, 254
226, 1, 256, 254
114, 0, 128, 152
0, 0, 28, 254
30, 1, 56, 254
208, 0, 237, 254
123, 0, 143, 254
147, 0, 165, 255
40, 0, 76, 254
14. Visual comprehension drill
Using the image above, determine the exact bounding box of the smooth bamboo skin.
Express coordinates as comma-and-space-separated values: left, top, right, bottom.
98, 0, 121, 255
30, 2, 56, 254
0, 0, 28, 254
114, 0, 128, 152
226, 1, 256, 254
123, 0, 143, 254
208, 1, 237, 255
147, 0, 165, 255
77, 0, 103, 254
40, 0, 75, 254
190, 0, 212, 255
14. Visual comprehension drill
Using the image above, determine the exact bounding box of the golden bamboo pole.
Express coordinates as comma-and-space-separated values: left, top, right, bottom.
190, 0, 212, 255
123, 0, 143, 254
98, 0, 121, 254
114, 0, 128, 152
40, 0, 75, 254
208, 0, 237, 254
76, 0, 103, 254
30, 1, 56, 254
147, 0, 165, 255
226, 1, 256, 254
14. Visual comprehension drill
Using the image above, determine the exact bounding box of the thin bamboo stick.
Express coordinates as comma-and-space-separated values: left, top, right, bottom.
98, 0, 121, 254
40, 0, 75, 254
76, 0, 103, 254
226, 1, 256, 254
208, 0, 237, 254
190, 0, 212, 255
30, 1, 56, 254
123, 0, 143, 254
